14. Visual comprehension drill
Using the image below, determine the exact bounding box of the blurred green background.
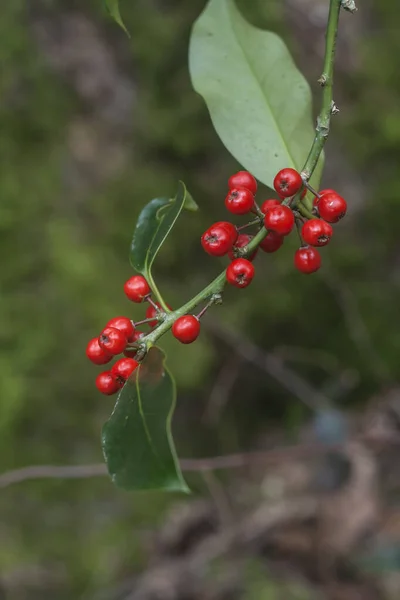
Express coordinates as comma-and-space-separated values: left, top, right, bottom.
1, 0, 400, 597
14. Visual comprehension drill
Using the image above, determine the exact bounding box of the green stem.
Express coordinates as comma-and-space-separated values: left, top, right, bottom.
138, 2, 344, 353
301, 0, 341, 185
144, 228, 269, 348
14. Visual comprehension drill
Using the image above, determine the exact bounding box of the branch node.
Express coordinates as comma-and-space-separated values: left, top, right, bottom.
331, 101, 340, 115
341, 0, 358, 13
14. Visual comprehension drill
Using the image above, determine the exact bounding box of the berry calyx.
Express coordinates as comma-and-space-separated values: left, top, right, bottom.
294, 246, 322, 274
86, 337, 112, 365
105, 316, 135, 342
301, 219, 333, 247
228, 234, 258, 262
95, 371, 120, 395
260, 199, 281, 214
225, 187, 254, 215
317, 191, 347, 223
226, 258, 255, 288
263, 205, 295, 236
259, 231, 284, 253
273, 168, 303, 198
111, 357, 139, 383
201, 223, 234, 256
172, 315, 200, 344
228, 171, 257, 194
99, 327, 127, 355
213, 221, 238, 244
124, 275, 151, 303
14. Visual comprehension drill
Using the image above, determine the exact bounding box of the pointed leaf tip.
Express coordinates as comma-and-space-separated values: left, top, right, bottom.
105, 0, 130, 37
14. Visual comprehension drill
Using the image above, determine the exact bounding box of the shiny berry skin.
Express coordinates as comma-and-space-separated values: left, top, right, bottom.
226, 258, 255, 288
263, 205, 295, 236
225, 187, 254, 215
259, 231, 284, 253
86, 337, 112, 365
273, 168, 303, 198
172, 315, 200, 344
201, 224, 234, 256
95, 371, 120, 395
124, 275, 151, 303
301, 219, 333, 247
228, 234, 258, 262
260, 199, 281, 214
111, 357, 139, 383
213, 221, 238, 244
106, 316, 135, 342
317, 191, 347, 223
294, 246, 321, 274
228, 171, 257, 194
99, 327, 127, 355
312, 188, 336, 207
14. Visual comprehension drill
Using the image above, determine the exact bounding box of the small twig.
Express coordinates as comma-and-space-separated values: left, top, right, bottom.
0, 434, 399, 489
205, 318, 330, 411
202, 355, 243, 425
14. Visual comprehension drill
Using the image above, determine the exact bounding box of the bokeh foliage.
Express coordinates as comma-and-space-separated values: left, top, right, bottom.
1, 0, 400, 597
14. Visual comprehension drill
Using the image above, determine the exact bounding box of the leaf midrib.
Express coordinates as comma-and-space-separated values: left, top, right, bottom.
226, 0, 297, 169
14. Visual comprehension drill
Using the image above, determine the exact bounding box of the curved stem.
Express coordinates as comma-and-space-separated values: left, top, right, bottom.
301, 0, 341, 184
138, 1, 345, 353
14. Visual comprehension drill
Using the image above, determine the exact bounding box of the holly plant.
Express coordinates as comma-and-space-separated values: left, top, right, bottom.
92, 0, 356, 492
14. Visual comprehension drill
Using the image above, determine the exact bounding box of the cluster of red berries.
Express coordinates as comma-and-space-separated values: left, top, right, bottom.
201, 168, 347, 280
86, 275, 203, 394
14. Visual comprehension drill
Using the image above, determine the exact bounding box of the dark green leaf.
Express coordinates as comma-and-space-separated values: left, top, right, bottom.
102, 346, 189, 492
130, 181, 198, 277
189, 0, 324, 189
105, 0, 130, 37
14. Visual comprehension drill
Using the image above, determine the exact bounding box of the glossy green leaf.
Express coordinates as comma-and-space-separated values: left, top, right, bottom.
102, 346, 189, 492
189, 0, 324, 189
105, 0, 130, 37
130, 181, 197, 278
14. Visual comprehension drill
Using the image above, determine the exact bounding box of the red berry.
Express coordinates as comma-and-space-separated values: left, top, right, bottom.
124, 275, 151, 303
86, 337, 112, 365
111, 357, 139, 383
263, 205, 295, 236
273, 168, 303, 198
313, 189, 336, 208
99, 327, 127, 355
260, 199, 281, 214
301, 219, 333, 247
123, 330, 145, 357
294, 246, 321, 274
228, 233, 258, 262
172, 315, 200, 344
213, 221, 238, 244
259, 231, 284, 253
225, 187, 254, 215
106, 316, 135, 342
228, 171, 257, 194
95, 371, 120, 395
201, 224, 234, 256
145, 303, 172, 328
226, 258, 255, 288
317, 191, 347, 223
